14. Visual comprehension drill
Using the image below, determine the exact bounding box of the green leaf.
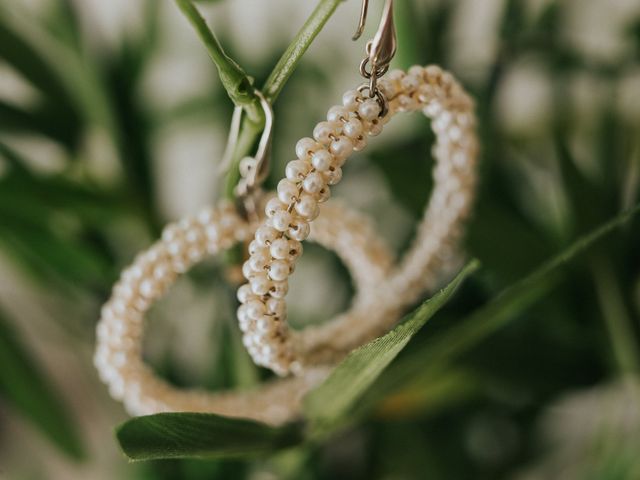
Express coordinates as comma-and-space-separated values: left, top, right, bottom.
116, 413, 304, 461
360, 204, 640, 413
303, 260, 480, 434
0, 310, 85, 459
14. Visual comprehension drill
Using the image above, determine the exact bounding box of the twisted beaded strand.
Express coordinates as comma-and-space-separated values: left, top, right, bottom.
238, 65, 479, 376
94, 199, 394, 424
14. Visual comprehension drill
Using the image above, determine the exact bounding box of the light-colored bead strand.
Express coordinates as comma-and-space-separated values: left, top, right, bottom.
239, 196, 396, 375
381, 65, 478, 303
95, 198, 395, 423
238, 64, 479, 376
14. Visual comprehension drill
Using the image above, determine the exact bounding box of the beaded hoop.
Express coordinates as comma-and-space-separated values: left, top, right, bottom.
94, 198, 394, 424
238, 65, 479, 376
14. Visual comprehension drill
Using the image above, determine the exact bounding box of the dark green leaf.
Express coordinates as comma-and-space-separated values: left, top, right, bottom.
361, 204, 640, 412
303, 261, 480, 434
116, 413, 304, 461
0, 13, 74, 109
0, 310, 85, 459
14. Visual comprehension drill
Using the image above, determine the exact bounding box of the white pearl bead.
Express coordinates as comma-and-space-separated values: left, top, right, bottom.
255, 225, 278, 246
408, 65, 425, 78
325, 167, 343, 185
343, 118, 363, 139
401, 74, 421, 93
161, 224, 181, 243
327, 105, 348, 122
342, 89, 361, 109
237, 284, 253, 303
311, 150, 333, 172
352, 136, 367, 151
358, 99, 381, 121
285, 159, 311, 181
313, 121, 340, 145
239, 156, 256, 177
249, 251, 270, 271
277, 179, 300, 204
288, 219, 310, 241
295, 194, 319, 220
264, 197, 285, 218
288, 239, 302, 258
250, 273, 272, 296
256, 316, 276, 334
248, 240, 264, 256
205, 224, 221, 242
270, 238, 290, 260
368, 119, 383, 136
388, 68, 405, 82
330, 137, 353, 159
270, 281, 288, 298
295, 137, 317, 160
302, 172, 325, 195
137, 279, 155, 299
316, 187, 331, 203
245, 299, 266, 320
242, 260, 254, 279
268, 260, 290, 282
271, 210, 292, 232
266, 298, 286, 317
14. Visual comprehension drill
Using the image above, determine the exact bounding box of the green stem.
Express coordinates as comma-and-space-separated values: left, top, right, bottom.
174, 0, 261, 121
591, 257, 640, 375
263, 0, 343, 103
224, 0, 343, 199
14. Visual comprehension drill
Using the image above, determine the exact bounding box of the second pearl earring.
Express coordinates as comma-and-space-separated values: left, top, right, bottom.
237, 0, 479, 376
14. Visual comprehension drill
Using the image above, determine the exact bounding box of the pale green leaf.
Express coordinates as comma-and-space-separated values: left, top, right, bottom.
303, 261, 480, 433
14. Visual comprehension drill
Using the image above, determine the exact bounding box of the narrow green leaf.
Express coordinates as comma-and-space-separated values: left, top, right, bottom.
0, 16, 73, 110
0, 310, 85, 459
361, 204, 640, 413
116, 413, 304, 461
303, 260, 480, 433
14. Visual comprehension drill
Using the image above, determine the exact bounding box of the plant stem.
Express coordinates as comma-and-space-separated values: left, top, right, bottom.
263, 0, 343, 103
591, 257, 640, 375
173, 0, 261, 122
224, 0, 344, 199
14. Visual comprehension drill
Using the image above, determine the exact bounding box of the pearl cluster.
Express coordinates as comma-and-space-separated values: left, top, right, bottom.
238, 64, 479, 376
94, 198, 394, 424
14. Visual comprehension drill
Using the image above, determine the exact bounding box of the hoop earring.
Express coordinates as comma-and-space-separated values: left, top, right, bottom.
94, 196, 394, 424
237, 63, 479, 376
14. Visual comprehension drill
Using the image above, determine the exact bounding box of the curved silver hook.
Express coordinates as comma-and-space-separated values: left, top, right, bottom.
352, 0, 370, 41
218, 105, 243, 175
220, 91, 273, 221
247, 90, 273, 191
352, 0, 396, 73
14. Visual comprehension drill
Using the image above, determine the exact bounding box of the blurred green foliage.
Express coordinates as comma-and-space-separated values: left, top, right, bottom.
0, 0, 639, 478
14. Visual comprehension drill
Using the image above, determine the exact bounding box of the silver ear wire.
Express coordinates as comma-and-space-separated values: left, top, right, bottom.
353, 0, 396, 72
352, 0, 396, 114
219, 91, 274, 221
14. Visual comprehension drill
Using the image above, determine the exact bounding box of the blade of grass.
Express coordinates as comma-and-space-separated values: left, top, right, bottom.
359, 204, 640, 415
303, 261, 480, 435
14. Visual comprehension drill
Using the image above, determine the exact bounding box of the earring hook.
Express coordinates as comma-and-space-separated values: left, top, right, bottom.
219, 90, 274, 221
352, 0, 396, 74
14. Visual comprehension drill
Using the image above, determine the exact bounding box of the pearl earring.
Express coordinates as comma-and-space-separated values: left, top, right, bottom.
94, 92, 398, 424
237, 2, 479, 377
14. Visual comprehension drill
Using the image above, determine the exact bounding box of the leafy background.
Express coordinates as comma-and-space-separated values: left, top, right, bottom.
1, 0, 640, 478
